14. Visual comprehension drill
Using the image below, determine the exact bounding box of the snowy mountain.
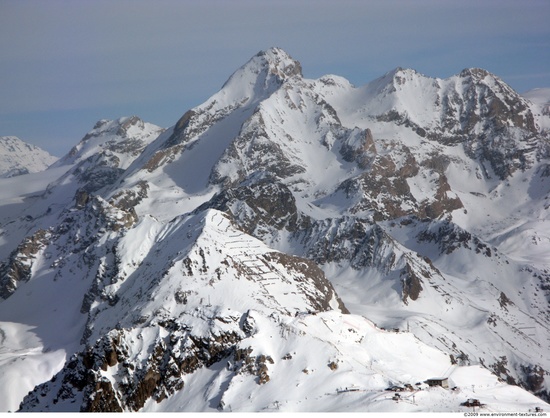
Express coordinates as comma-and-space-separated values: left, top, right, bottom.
523, 88, 550, 132
0, 48, 549, 412
0, 136, 58, 178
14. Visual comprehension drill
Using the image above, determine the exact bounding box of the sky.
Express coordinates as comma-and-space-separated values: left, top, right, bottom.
1, 0, 549, 157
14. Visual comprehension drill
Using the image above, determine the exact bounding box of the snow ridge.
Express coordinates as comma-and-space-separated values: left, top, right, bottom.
1, 48, 549, 412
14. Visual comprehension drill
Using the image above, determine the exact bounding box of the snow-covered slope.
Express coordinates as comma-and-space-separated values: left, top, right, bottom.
523, 88, 550, 132
0, 136, 58, 178
0, 116, 164, 278
1, 48, 549, 412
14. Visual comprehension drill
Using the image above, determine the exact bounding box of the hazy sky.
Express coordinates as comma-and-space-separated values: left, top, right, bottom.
1, 0, 549, 156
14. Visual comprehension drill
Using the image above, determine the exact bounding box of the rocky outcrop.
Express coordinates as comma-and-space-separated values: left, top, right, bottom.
17, 208, 349, 411
418, 220, 495, 256
374, 68, 546, 180
0, 229, 52, 299
196, 178, 302, 236
263, 252, 349, 314
339, 128, 377, 169
5, 50, 550, 411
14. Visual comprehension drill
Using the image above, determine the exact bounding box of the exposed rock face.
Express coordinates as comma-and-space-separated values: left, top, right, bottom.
3, 49, 550, 411
209, 111, 307, 187
372, 67, 546, 180
401, 263, 424, 304
339, 128, 377, 169
1, 189, 139, 304
21, 325, 243, 412
72, 152, 125, 193
522, 365, 549, 401
0, 229, 52, 299
418, 220, 495, 256
196, 178, 302, 236
18, 210, 348, 412
142, 47, 303, 176
109, 180, 149, 212
263, 252, 349, 314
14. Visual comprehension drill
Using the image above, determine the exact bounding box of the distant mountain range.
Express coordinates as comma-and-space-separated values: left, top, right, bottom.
0, 136, 57, 178
0, 48, 549, 412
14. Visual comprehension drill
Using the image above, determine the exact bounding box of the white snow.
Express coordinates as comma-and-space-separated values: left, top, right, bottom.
1, 48, 549, 412
0, 136, 58, 178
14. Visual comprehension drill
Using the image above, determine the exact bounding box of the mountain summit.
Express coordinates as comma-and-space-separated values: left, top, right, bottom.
221, 47, 303, 96
1, 48, 549, 412
0, 136, 58, 178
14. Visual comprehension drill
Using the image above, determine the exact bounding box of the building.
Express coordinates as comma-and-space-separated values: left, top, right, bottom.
425, 378, 449, 389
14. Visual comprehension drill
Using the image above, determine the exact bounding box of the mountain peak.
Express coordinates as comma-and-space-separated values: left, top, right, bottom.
365, 67, 427, 96
87, 116, 151, 140
156, 48, 304, 153
459, 67, 492, 80
0, 136, 58, 177
56, 116, 164, 168
215, 48, 302, 107
390, 66, 419, 76
384, 67, 422, 80
254, 47, 303, 79
3, 50, 550, 412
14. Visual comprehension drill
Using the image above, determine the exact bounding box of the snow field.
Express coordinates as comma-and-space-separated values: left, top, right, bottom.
2, 48, 550, 412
